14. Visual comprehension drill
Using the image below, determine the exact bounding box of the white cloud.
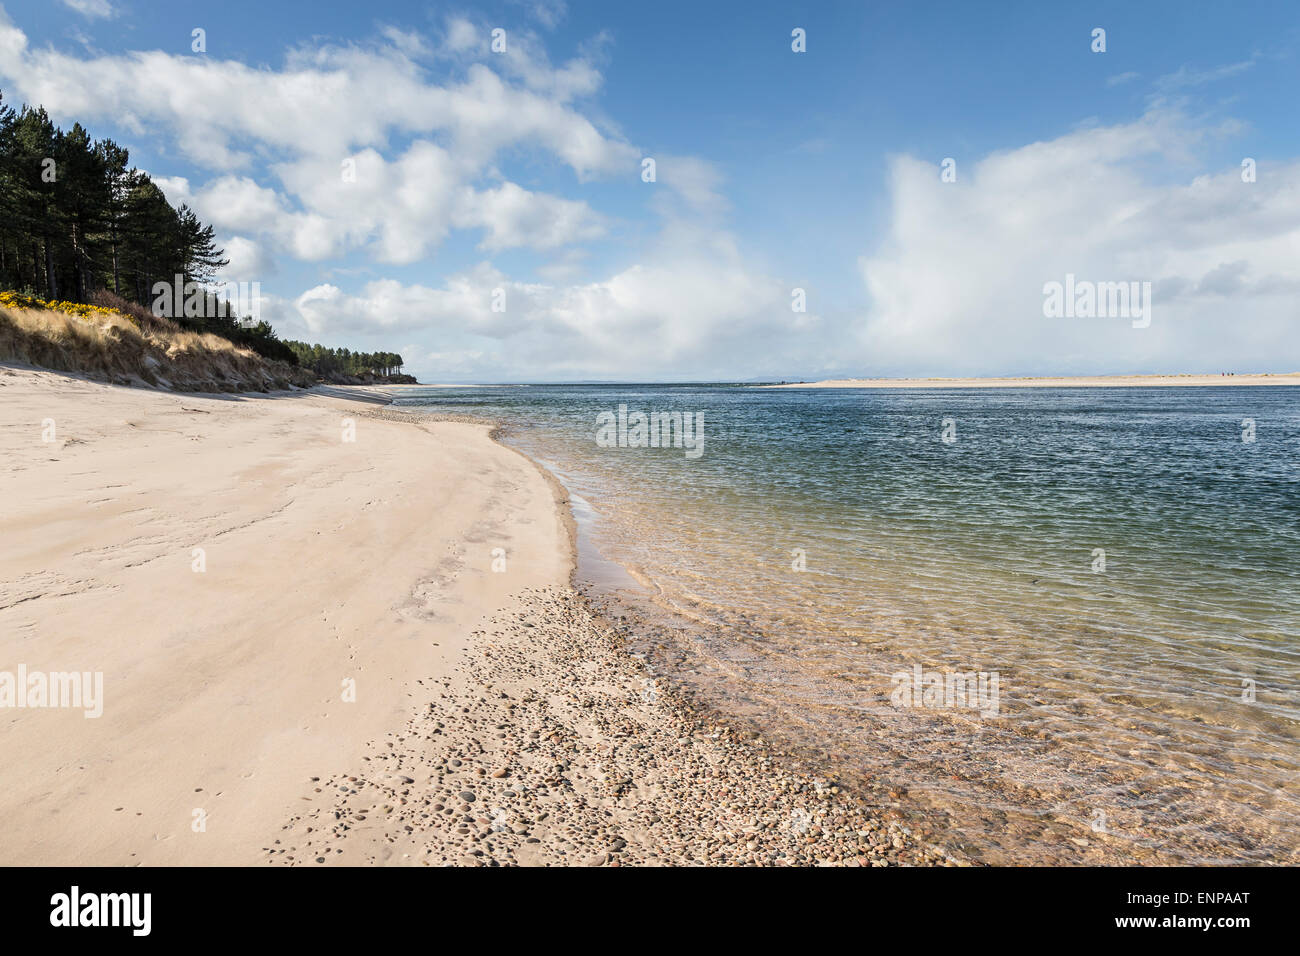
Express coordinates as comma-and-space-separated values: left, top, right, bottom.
217, 237, 275, 282
857, 110, 1300, 375
0, 10, 27, 63
5, 42, 632, 177
59, 0, 114, 20
156, 142, 608, 267
269, 245, 820, 380
520, 0, 568, 30
651, 154, 729, 218
378, 24, 427, 58
1157, 56, 1259, 91
443, 17, 479, 53
461, 182, 607, 252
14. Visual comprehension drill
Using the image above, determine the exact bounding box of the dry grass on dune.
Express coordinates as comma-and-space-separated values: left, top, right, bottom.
0, 296, 313, 392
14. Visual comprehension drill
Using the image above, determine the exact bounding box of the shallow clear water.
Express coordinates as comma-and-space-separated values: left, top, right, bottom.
397, 384, 1300, 864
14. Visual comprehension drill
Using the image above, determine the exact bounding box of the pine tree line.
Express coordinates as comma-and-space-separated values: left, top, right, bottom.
0, 91, 227, 307
285, 342, 407, 379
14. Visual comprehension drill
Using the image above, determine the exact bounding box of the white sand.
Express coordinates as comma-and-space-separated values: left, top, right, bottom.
0, 367, 569, 865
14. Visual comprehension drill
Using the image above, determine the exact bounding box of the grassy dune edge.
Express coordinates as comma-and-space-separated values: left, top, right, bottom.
0, 295, 314, 391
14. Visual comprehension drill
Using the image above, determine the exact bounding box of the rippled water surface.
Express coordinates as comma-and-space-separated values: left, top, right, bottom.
398, 384, 1300, 864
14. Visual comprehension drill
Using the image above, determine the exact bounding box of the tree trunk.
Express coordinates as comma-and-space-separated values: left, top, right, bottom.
71, 223, 84, 302
44, 238, 57, 300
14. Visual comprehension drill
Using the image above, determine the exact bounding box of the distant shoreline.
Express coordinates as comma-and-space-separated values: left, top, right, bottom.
759, 373, 1300, 389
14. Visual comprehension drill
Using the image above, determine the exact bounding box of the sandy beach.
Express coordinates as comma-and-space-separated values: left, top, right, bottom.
762, 373, 1300, 388
0, 367, 941, 866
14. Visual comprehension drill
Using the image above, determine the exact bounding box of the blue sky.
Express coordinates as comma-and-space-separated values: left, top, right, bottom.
2, 0, 1297, 380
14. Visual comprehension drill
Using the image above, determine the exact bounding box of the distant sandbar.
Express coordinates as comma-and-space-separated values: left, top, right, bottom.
760, 373, 1300, 389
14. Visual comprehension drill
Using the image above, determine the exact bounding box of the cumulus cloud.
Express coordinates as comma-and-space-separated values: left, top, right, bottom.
463, 182, 607, 252
217, 237, 276, 283
857, 110, 1300, 376
2, 24, 631, 175
156, 146, 608, 265
267, 245, 822, 381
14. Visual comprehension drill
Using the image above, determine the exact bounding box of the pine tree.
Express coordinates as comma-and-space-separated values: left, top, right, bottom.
175, 204, 228, 285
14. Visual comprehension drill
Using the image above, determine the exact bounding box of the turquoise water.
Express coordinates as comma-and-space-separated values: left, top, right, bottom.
398, 385, 1300, 864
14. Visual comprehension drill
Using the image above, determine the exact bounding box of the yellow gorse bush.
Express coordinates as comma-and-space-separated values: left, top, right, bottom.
0, 291, 43, 310
0, 291, 137, 326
